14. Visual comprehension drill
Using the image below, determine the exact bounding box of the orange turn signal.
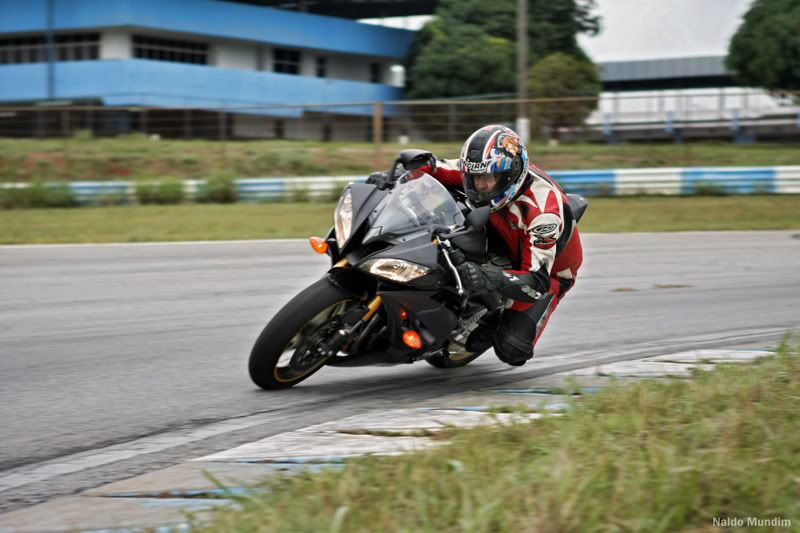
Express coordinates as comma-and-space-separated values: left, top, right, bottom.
309, 236, 328, 254
400, 309, 408, 321
402, 330, 422, 349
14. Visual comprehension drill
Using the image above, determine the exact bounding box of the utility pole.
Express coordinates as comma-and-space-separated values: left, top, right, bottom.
515, 0, 529, 142
46, 0, 55, 100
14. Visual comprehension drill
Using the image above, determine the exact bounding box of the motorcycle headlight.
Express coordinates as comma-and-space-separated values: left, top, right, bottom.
334, 189, 353, 249
360, 258, 431, 283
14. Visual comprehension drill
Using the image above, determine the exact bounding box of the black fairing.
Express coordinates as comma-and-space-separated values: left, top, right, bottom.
566, 193, 589, 223
380, 290, 458, 349
358, 233, 447, 290
336, 184, 388, 258
450, 228, 487, 263
326, 266, 372, 298
465, 205, 491, 229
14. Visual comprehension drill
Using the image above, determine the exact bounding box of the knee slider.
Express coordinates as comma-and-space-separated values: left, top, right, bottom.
493, 310, 535, 365
493, 334, 532, 365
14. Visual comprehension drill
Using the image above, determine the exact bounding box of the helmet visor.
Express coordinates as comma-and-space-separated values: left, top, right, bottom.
462, 169, 515, 204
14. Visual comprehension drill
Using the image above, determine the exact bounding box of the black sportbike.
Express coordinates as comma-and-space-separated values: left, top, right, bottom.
248, 150, 588, 389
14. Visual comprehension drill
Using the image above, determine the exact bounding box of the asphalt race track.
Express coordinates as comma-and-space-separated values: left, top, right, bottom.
1, 232, 799, 513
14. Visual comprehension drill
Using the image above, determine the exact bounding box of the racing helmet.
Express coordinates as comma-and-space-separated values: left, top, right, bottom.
459, 125, 529, 211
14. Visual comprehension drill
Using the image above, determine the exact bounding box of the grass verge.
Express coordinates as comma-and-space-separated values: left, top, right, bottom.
0, 203, 335, 244
195, 342, 800, 532
0, 196, 798, 244
3, 137, 800, 182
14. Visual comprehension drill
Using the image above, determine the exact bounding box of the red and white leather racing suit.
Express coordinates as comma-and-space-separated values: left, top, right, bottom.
425, 159, 584, 364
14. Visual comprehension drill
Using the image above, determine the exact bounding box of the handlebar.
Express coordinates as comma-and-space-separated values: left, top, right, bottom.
434, 225, 479, 240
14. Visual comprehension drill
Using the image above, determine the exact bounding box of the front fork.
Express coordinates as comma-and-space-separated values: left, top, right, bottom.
314, 259, 383, 358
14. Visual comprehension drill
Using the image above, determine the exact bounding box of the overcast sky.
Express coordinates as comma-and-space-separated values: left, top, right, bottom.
577, 0, 754, 61
361, 0, 755, 62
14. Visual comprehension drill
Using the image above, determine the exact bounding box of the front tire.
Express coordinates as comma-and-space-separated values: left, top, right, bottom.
249, 278, 355, 390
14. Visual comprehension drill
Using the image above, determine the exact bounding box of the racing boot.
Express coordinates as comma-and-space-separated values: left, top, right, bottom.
465, 311, 501, 355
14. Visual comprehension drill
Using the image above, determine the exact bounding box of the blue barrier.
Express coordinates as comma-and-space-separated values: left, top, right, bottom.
5, 167, 798, 205
236, 179, 289, 201
549, 170, 618, 196
680, 168, 777, 195
68, 181, 132, 204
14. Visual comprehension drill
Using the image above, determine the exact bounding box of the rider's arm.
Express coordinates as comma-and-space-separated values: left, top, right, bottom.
456, 193, 564, 303
499, 212, 562, 301
494, 189, 565, 302
420, 159, 462, 187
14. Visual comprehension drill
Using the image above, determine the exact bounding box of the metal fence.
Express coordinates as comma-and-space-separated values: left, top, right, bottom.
2, 89, 799, 146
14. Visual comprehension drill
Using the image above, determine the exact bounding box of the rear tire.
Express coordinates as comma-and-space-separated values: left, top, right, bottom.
249, 278, 355, 390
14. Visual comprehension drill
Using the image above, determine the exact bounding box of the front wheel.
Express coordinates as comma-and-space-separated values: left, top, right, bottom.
249, 278, 355, 390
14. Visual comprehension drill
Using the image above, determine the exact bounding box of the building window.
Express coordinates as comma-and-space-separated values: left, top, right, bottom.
257, 47, 266, 71
316, 56, 326, 78
370, 62, 382, 84
0, 33, 98, 65
132, 35, 208, 64
274, 48, 300, 75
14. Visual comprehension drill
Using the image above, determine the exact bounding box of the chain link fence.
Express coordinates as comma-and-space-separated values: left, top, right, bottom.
2, 89, 799, 143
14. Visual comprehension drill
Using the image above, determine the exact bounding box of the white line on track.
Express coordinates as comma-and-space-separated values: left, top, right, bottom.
0, 239, 307, 249
0, 410, 287, 494
1, 231, 794, 250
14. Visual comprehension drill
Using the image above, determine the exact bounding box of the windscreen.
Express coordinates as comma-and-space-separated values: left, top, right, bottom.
365, 170, 464, 240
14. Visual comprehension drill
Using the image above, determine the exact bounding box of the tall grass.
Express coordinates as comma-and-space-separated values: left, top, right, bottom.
135, 177, 185, 204
3, 138, 800, 181
196, 342, 800, 532
196, 173, 237, 203
0, 182, 77, 209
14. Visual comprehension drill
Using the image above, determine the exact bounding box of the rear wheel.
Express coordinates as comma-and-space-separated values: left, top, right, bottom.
249, 278, 356, 390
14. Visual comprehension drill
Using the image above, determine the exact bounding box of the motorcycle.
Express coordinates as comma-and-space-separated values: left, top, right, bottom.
248, 149, 588, 390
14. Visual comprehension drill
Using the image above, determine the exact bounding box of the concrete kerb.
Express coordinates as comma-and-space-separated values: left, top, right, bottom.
0, 347, 776, 532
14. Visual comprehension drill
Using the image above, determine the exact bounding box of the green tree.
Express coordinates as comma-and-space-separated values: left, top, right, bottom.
726, 0, 800, 91
406, 0, 600, 99
527, 52, 601, 139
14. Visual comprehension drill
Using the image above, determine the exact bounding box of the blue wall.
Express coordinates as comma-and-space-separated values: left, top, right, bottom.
0, 0, 415, 59
0, 60, 403, 114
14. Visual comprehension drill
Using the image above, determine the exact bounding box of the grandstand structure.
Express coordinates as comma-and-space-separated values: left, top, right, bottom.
0, 0, 415, 139
584, 56, 800, 143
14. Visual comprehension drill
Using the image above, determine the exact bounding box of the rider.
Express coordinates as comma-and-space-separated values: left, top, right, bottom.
368, 125, 583, 366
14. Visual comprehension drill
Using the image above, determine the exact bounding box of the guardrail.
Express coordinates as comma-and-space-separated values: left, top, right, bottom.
4, 166, 799, 205
553, 166, 800, 196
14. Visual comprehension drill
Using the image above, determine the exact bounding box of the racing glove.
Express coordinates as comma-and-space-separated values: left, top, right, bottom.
456, 261, 548, 303
366, 169, 396, 190
456, 262, 505, 293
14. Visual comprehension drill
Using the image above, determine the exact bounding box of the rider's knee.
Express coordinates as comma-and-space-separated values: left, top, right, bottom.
493, 332, 533, 366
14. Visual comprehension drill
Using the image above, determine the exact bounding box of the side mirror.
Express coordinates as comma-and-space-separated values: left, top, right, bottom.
390, 149, 436, 179
398, 149, 436, 171
465, 206, 491, 229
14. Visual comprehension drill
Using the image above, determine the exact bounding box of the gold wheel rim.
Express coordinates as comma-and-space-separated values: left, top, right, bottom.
273, 299, 352, 383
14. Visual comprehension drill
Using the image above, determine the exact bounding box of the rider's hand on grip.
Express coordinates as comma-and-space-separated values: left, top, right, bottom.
366, 170, 395, 190
456, 262, 498, 293
449, 249, 466, 266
